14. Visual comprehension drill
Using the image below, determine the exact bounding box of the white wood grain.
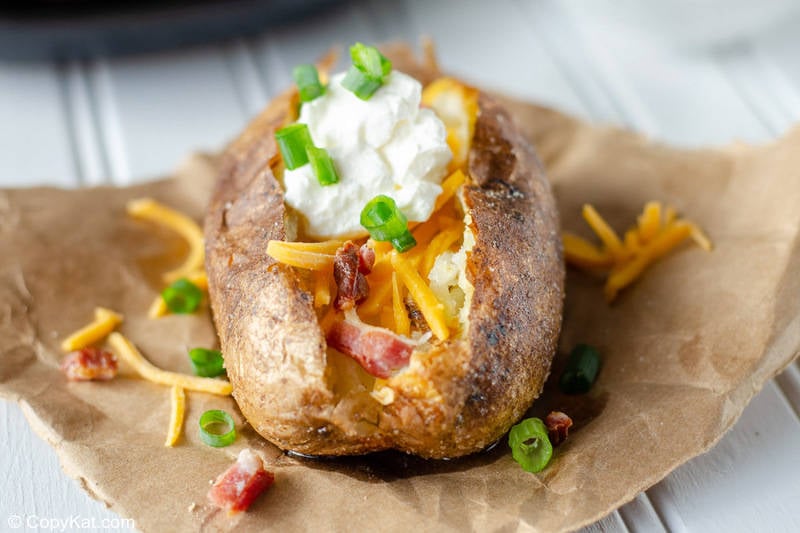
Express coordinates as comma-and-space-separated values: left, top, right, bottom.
557, 0, 773, 145
400, 0, 590, 117
87, 47, 247, 184
775, 364, 800, 420
1, 401, 134, 532
617, 493, 668, 532
63, 60, 110, 187
248, 2, 376, 98
0, 62, 76, 188
648, 382, 800, 532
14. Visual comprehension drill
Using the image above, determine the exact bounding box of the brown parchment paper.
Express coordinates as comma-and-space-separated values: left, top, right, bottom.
2, 48, 800, 533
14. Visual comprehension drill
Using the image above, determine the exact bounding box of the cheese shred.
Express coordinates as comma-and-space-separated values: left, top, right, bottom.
61, 307, 124, 352
164, 385, 186, 447
126, 198, 205, 283
391, 252, 449, 341
564, 202, 711, 302
266, 240, 336, 270
391, 272, 411, 336
314, 269, 332, 307
108, 332, 232, 395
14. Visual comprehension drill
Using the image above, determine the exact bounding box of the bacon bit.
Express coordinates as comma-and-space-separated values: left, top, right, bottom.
333, 241, 370, 310
358, 244, 375, 274
326, 310, 413, 378
208, 449, 274, 514
405, 297, 429, 332
545, 411, 573, 447
60, 347, 118, 381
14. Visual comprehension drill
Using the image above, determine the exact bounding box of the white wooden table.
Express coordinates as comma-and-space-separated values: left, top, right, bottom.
2, 1, 800, 531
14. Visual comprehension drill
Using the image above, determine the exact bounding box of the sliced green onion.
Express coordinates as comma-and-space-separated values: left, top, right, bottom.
350, 42, 392, 78
341, 66, 384, 100
293, 64, 325, 103
275, 123, 313, 170
341, 43, 392, 100
559, 344, 602, 394
198, 409, 236, 447
360, 195, 417, 253
306, 145, 340, 186
188, 348, 225, 378
162, 278, 203, 314
508, 417, 553, 473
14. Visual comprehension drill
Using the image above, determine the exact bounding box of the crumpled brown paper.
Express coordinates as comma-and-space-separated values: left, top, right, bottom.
2, 48, 800, 533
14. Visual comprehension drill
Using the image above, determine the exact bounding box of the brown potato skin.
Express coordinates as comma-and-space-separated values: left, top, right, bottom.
205, 63, 564, 459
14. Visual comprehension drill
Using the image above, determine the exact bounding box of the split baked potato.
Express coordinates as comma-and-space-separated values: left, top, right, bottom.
204, 45, 564, 459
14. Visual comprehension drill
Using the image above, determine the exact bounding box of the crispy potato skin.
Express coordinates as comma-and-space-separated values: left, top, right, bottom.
205, 58, 564, 459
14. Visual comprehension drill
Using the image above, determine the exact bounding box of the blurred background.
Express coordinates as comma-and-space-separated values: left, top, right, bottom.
3, 1, 800, 532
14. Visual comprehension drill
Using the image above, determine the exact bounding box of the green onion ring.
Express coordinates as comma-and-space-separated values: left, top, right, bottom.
559, 344, 602, 394
508, 417, 553, 473
198, 409, 236, 447
306, 145, 340, 186
360, 195, 417, 253
341, 65, 383, 100
275, 123, 314, 170
293, 64, 325, 103
162, 278, 203, 314
188, 348, 225, 378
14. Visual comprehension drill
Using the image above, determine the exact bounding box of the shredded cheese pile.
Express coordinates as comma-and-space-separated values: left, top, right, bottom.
60, 307, 123, 352
267, 168, 467, 342
126, 198, 208, 319
126, 198, 205, 282
563, 202, 712, 301
61, 199, 228, 447
267, 76, 479, 344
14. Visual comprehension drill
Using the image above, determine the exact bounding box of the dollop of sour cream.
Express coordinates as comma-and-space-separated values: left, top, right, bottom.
283, 70, 452, 239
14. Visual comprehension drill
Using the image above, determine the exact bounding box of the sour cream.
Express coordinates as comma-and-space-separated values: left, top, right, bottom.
283, 70, 452, 239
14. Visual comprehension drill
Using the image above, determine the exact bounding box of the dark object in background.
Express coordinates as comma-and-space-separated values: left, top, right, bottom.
0, 0, 341, 62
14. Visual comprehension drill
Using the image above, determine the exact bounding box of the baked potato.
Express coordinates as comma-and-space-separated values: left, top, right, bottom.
204, 45, 564, 459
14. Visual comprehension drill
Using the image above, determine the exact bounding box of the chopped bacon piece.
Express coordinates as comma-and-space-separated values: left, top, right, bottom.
326, 312, 413, 378
208, 449, 274, 514
405, 297, 429, 332
61, 347, 118, 381
545, 411, 573, 447
333, 241, 370, 310
358, 244, 375, 274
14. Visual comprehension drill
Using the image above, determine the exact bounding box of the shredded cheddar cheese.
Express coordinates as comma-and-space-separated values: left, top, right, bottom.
359, 259, 394, 316
434, 170, 466, 213
108, 332, 232, 396
422, 78, 479, 171
272, 239, 345, 254
164, 385, 186, 447
582, 204, 625, 261
562, 233, 614, 270
421, 226, 463, 277
391, 252, 449, 341
391, 272, 411, 337
126, 198, 205, 283
370, 383, 396, 406
148, 270, 208, 319
637, 201, 662, 244
266, 240, 336, 270
313, 269, 332, 307
265, 78, 477, 353
564, 202, 712, 302
61, 307, 124, 352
